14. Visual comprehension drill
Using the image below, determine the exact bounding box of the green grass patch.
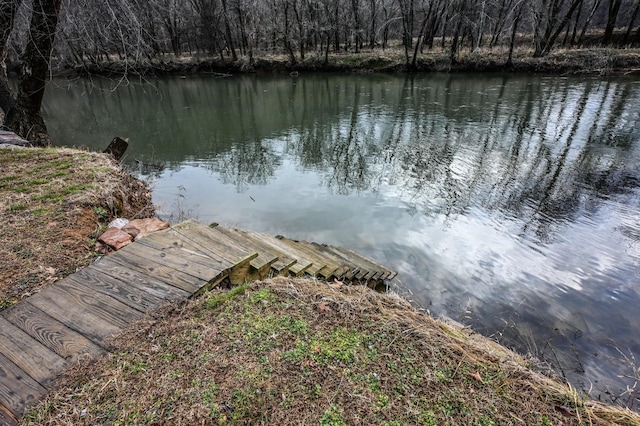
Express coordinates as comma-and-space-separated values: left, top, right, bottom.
205, 283, 249, 310
9, 204, 28, 212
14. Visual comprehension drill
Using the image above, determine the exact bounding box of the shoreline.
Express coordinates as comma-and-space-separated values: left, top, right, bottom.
50, 47, 640, 78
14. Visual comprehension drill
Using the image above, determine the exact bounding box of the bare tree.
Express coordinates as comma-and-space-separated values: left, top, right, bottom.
603, 0, 622, 44
0, 0, 20, 116
2, 0, 63, 146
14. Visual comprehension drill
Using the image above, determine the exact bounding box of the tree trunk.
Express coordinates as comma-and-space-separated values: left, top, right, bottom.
577, 0, 603, 44
507, 4, 523, 65
603, 0, 622, 45
411, 12, 431, 69
220, 0, 237, 61
5, 0, 63, 146
534, 0, 583, 57
623, 0, 640, 44
0, 0, 20, 118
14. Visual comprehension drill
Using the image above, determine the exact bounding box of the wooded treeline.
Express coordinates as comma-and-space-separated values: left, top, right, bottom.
3, 0, 640, 70
0, 0, 639, 146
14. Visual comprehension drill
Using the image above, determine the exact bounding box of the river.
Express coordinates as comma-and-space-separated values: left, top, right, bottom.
45, 73, 640, 408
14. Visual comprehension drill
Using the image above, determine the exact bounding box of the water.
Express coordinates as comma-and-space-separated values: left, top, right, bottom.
44, 73, 640, 407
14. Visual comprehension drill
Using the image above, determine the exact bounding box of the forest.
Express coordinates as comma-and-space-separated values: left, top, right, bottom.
1, 0, 639, 145
2, 0, 640, 70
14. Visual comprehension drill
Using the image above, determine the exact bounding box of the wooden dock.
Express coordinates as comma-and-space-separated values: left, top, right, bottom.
0, 219, 395, 424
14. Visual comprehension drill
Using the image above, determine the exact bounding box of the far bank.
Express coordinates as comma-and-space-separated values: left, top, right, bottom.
45, 47, 640, 78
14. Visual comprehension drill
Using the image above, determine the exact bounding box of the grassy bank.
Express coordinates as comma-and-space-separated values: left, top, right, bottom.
0, 146, 155, 310
69, 47, 640, 77
23, 277, 640, 425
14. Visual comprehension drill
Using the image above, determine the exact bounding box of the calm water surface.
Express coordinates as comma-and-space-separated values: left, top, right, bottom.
45, 73, 640, 407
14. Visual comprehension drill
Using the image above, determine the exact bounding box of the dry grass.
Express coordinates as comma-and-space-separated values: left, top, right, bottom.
23, 277, 640, 425
77, 46, 640, 76
0, 146, 155, 309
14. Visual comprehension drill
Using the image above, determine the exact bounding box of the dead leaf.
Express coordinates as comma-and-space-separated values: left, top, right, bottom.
318, 301, 332, 313
469, 372, 484, 383
45, 267, 56, 275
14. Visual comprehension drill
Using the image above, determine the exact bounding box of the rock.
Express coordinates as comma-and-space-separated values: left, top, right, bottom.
95, 241, 113, 255
108, 217, 129, 229
98, 227, 133, 250
122, 217, 170, 240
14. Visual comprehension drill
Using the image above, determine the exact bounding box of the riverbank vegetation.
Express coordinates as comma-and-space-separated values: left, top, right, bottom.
0, 146, 154, 311
22, 277, 640, 425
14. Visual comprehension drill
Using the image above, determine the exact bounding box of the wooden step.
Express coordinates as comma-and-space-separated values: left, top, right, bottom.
130, 237, 226, 281
98, 252, 208, 294
229, 229, 298, 275
137, 230, 232, 271
170, 220, 258, 268
0, 317, 67, 386
329, 245, 397, 280
272, 237, 337, 278
67, 266, 189, 313
0, 352, 47, 420
26, 284, 142, 348
246, 232, 327, 276
211, 226, 280, 273
292, 240, 356, 279
2, 302, 104, 361
243, 231, 314, 276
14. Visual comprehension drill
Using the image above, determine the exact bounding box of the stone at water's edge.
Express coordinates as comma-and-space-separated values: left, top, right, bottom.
122, 218, 170, 240
98, 227, 133, 250
95, 218, 170, 253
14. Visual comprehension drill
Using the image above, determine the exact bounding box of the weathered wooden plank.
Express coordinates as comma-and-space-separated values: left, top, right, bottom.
274, 238, 337, 278
169, 224, 260, 285
0, 403, 18, 426
65, 265, 189, 313
26, 285, 140, 347
116, 241, 223, 282
234, 230, 298, 273
320, 244, 384, 279
205, 226, 278, 271
0, 317, 67, 386
101, 252, 208, 294
215, 227, 286, 273
304, 244, 362, 280
243, 232, 314, 276
2, 302, 103, 361
41, 281, 143, 328
0, 352, 47, 419
330, 246, 396, 280
171, 221, 257, 266
295, 241, 352, 278
136, 231, 232, 271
